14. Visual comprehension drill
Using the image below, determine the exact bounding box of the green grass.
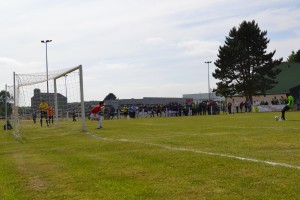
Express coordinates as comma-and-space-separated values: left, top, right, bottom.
0, 112, 300, 199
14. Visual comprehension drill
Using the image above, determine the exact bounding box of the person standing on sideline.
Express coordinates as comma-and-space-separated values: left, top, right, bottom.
32, 110, 37, 123
4, 119, 13, 130
281, 93, 294, 120
72, 109, 77, 122
235, 100, 239, 113
227, 102, 232, 114
239, 101, 244, 113
39, 99, 49, 127
97, 101, 105, 129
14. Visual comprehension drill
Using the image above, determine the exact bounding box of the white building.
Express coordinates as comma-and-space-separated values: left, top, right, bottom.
182, 93, 225, 102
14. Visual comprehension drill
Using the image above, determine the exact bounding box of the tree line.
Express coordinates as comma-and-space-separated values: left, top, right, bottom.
213, 20, 299, 103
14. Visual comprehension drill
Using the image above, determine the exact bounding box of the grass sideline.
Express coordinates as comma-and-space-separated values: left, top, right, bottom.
0, 112, 299, 199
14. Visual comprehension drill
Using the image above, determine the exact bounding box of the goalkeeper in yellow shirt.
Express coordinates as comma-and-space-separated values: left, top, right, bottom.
39, 99, 49, 127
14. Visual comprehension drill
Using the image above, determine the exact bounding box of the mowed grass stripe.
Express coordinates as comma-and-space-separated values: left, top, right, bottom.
0, 111, 299, 199
86, 130, 300, 170
90, 112, 300, 166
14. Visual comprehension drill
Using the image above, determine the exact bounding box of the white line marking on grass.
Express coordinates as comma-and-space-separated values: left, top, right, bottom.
85, 132, 300, 170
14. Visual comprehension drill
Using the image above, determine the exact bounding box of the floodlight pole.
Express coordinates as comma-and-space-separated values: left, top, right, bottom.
41, 40, 52, 94
64, 74, 68, 100
5, 84, 7, 133
205, 61, 212, 101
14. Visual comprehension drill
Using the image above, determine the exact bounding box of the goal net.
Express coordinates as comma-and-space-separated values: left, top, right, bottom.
10, 65, 86, 137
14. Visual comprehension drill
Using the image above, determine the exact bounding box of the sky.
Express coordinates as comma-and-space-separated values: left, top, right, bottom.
1, 0, 300, 101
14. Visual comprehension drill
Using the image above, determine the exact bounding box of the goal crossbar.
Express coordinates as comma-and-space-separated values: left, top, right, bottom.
12, 65, 86, 138
53, 65, 86, 132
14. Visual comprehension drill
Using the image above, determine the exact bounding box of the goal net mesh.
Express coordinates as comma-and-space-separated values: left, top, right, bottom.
10, 65, 86, 137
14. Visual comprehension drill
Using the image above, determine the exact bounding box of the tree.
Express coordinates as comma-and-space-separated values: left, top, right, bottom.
104, 93, 117, 101
287, 50, 300, 62
212, 20, 282, 102
0, 90, 13, 117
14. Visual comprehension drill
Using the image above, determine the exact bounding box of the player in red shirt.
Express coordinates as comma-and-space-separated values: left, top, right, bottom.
90, 104, 101, 120
97, 101, 105, 129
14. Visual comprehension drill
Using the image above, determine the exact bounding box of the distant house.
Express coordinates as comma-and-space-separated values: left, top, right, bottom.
104, 97, 189, 109
182, 93, 225, 102
225, 62, 300, 110
31, 88, 67, 111
267, 62, 299, 95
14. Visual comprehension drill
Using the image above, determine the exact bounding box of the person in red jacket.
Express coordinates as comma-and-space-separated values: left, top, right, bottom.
90, 104, 101, 120
97, 101, 105, 129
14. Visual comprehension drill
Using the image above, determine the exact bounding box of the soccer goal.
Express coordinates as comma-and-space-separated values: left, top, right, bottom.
10, 65, 86, 137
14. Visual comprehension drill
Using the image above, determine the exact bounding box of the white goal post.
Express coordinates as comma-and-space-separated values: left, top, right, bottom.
53, 66, 85, 128
11, 65, 86, 137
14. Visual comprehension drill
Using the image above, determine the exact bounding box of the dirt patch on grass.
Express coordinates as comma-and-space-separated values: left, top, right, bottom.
13, 154, 48, 191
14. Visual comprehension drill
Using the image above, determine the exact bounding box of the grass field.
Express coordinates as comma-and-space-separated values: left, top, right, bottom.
0, 112, 299, 199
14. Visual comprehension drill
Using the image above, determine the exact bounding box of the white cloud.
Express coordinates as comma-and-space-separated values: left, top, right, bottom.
0, 0, 299, 100
177, 40, 221, 57
143, 37, 166, 46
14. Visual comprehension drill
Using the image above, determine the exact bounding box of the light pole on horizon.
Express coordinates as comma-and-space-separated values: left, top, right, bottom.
41, 40, 52, 95
205, 61, 212, 101
64, 74, 68, 100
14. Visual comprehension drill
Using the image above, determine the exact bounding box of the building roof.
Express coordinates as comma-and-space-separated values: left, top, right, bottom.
266, 62, 300, 94
182, 93, 225, 101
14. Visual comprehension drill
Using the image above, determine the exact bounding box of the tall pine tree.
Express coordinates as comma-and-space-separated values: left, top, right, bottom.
213, 20, 282, 102
287, 50, 300, 62
0, 90, 13, 117
104, 93, 117, 101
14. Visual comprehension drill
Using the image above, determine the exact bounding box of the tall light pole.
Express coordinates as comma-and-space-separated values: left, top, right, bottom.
41, 40, 52, 94
205, 61, 212, 100
64, 74, 68, 100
